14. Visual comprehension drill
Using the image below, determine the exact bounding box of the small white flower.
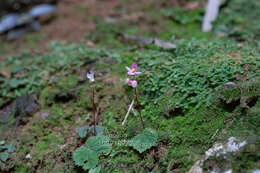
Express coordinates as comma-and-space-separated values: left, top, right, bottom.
87, 71, 95, 82
25, 154, 31, 159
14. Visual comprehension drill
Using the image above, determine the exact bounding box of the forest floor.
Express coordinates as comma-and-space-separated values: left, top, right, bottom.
0, 0, 259, 172
1, 0, 200, 59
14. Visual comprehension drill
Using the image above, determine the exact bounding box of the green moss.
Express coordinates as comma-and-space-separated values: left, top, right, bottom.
14, 166, 28, 173
35, 134, 64, 152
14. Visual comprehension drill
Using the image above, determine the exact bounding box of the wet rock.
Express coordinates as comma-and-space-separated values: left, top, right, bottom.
187, 137, 259, 173
29, 4, 56, 18
0, 14, 20, 34
0, 94, 39, 124
0, 0, 57, 15
14, 94, 39, 125
0, 3, 56, 40
0, 94, 39, 137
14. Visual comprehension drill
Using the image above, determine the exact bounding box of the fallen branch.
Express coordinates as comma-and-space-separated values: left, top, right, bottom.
122, 99, 135, 126
202, 0, 221, 32
122, 33, 176, 49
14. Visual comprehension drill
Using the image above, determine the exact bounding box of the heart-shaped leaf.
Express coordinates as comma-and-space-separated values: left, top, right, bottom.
72, 146, 98, 170
78, 126, 88, 139
128, 128, 158, 153
89, 125, 105, 136
89, 165, 101, 173
85, 135, 112, 155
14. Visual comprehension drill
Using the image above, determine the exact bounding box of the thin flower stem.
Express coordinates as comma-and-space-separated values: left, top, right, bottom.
134, 87, 145, 129
92, 88, 96, 136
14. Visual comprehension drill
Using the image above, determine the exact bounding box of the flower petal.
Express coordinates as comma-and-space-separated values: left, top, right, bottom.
127, 79, 132, 86
131, 63, 138, 71
125, 78, 130, 83
131, 80, 137, 88
87, 72, 95, 82
126, 66, 131, 71
128, 71, 135, 75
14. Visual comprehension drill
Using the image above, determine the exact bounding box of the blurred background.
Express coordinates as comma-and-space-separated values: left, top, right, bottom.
0, 0, 258, 60
0, 0, 259, 172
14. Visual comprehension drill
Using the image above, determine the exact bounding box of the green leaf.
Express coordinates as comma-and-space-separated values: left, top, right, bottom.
0, 145, 7, 150
110, 149, 128, 157
11, 67, 24, 74
78, 126, 105, 138
8, 78, 20, 88
0, 152, 8, 162
128, 128, 158, 153
89, 125, 105, 136
85, 135, 112, 155
73, 135, 112, 171
0, 144, 16, 153
8, 78, 25, 88
6, 144, 16, 153
72, 146, 98, 170
78, 126, 88, 138
89, 165, 101, 173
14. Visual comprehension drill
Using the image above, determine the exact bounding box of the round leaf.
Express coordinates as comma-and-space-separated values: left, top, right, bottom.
72, 146, 98, 170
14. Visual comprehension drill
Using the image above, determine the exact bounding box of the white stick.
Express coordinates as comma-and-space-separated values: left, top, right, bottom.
122, 99, 134, 126
202, 0, 221, 32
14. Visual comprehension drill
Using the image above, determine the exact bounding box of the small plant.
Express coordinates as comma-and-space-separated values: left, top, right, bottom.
87, 71, 97, 136
73, 72, 112, 172
125, 63, 145, 129
128, 128, 158, 153
125, 63, 158, 153
73, 135, 112, 172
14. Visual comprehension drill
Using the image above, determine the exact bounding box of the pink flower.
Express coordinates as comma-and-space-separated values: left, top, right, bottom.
125, 78, 138, 88
87, 71, 95, 82
126, 63, 142, 75
131, 80, 137, 88
125, 78, 131, 85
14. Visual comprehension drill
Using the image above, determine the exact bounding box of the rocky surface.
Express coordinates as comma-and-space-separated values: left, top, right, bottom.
187, 137, 259, 173
0, 94, 39, 136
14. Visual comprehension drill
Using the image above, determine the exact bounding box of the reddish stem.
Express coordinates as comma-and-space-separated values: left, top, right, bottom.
134, 87, 145, 129
92, 88, 96, 136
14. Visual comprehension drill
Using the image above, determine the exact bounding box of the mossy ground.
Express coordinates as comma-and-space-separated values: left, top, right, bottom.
0, 0, 259, 172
